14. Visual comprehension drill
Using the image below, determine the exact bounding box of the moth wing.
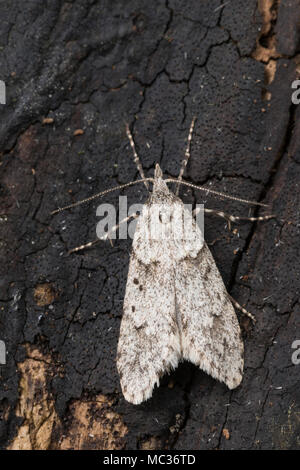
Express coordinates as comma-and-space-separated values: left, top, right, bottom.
175, 243, 244, 389
117, 252, 181, 404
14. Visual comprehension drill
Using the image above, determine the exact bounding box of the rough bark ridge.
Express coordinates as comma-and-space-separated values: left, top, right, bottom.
0, 0, 299, 450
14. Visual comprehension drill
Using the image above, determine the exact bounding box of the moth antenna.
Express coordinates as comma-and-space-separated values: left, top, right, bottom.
51, 178, 154, 215
125, 123, 150, 191
165, 179, 269, 207
175, 116, 196, 196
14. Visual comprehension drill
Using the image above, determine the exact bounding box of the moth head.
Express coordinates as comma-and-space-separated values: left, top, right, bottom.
151, 163, 178, 205
154, 163, 163, 179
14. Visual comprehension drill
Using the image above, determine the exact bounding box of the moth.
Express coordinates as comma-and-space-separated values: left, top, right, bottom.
52, 118, 273, 405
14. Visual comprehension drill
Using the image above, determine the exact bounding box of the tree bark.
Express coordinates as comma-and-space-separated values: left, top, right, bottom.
0, 0, 299, 450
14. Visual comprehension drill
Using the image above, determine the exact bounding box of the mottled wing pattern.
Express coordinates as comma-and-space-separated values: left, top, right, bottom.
117, 251, 181, 405
175, 242, 244, 389
117, 174, 244, 404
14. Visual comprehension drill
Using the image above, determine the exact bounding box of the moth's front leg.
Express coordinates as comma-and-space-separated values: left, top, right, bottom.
193, 207, 274, 231
68, 211, 140, 255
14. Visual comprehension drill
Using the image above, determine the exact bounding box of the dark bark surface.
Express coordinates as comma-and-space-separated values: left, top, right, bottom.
0, 0, 299, 450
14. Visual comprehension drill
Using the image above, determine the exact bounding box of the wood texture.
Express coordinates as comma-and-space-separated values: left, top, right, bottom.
0, 0, 299, 450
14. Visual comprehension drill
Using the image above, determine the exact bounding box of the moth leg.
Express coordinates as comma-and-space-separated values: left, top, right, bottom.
68, 211, 140, 255
228, 294, 256, 323
68, 238, 100, 255
125, 123, 149, 191
175, 116, 196, 196
193, 207, 275, 231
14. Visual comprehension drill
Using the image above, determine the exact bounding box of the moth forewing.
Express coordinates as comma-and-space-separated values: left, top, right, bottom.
175, 243, 244, 390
